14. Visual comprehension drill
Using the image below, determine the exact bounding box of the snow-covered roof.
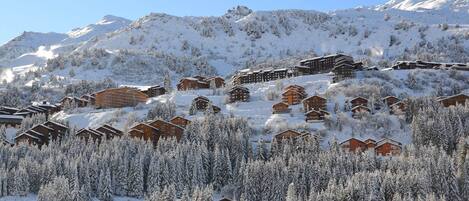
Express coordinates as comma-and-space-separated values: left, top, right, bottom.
0, 115, 23, 120
376, 138, 402, 147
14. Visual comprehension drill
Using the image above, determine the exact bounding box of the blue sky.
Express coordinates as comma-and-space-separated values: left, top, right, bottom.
0, 0, 387, 44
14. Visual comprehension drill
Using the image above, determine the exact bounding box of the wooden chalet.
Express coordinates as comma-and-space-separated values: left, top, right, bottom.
302, 95, 327, 112
170, 116, 191, 128
177, 78, 206, 91
274, 130, 309, 142
272, 102, 291, 114
0, 115, 23, 128
340, 138, 367, 152
95, 87, 149, 108
77, 124, 122, 143
350, 97, 368, 108
351, 105, 371, 117
282, 86, 307, 105
438, 94, 469, 107
375, 138, 402, 156
382, 96, 400, 107
228, 86, 250, 103
76, 128, 105, 143
60, 96, 89, 108
305, 109, 329, 121
96, 124, 123, 139
128, 123, 159, 144
15, 121, 68, 147
149, 119, 185, 143
192, 96, 221, 113
142, 85, 166, 97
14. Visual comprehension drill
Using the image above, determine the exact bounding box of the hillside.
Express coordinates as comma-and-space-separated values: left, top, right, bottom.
0, 1, 468, 87
49, 69, 469, 148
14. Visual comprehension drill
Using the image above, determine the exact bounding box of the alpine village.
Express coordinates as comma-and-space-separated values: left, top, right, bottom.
1, 1, 469, 201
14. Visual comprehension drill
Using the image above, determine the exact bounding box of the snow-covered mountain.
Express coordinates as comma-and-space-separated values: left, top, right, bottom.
378, 0, 469, 12
0, 15, 131, 68
1, 1, 468, 86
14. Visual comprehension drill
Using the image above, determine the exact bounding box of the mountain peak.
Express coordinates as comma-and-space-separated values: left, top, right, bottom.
378, 0, 469, 11
98, 15, 131, 25
224, 5, 253, 20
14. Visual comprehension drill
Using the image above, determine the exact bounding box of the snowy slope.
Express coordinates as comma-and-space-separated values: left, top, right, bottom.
378, 0, 469, 12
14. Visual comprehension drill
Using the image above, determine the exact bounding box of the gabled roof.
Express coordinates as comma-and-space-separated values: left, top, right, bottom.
132, 123, 159, 132
303, 95, 326, 102
150, 119, 185, 130
282, 88, 305, 96
273, 102, 289, 107
351, 96, 368, 103
275, 130, 303, 138
193, 96, 210, 102
44, 121, 68, 130
351, 105, 371, 112
376, 138, 402, 148
229, 86, 249, 93
170, 116, 191, 122
438, 93, 469, 101
382, 96, 399, 101
339, 138, 365, 145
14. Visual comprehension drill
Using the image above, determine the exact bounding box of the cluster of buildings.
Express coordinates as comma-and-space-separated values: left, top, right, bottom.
340, 138, 402, 156
177, 76, 225, 91
272, 129, 402, 156
232, 54, 363, 85
14, 121, 69, 147
392, 60, 469, 71
128, 117, 188, 145
0, 102, 61, 129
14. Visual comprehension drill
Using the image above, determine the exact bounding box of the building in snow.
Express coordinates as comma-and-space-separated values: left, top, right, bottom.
350, 97, 369, 108
128, 123, 159, 145
228, 86, 250, 103
382, 96, 400, 107
95, 87, 149, 108
375, 138, 402, 156
282, 85, 307, 105
272, 102, 291, 114
149, 119, 185, 143
231, 68, 293, 85
177, 76, 225, 91
15, 121, 68, 147
438, 94, 469, 107
305, 109, 329, 121
302, 95, 327, 112
191, 96, 221, 114
170, 116, 191, 128
142, 85, 166, 98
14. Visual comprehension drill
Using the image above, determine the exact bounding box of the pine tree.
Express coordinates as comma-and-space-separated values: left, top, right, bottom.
13, 167, 29, 196
286, 183, 298, 201
98, 168, 113, 201
127, 156, 144, 198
